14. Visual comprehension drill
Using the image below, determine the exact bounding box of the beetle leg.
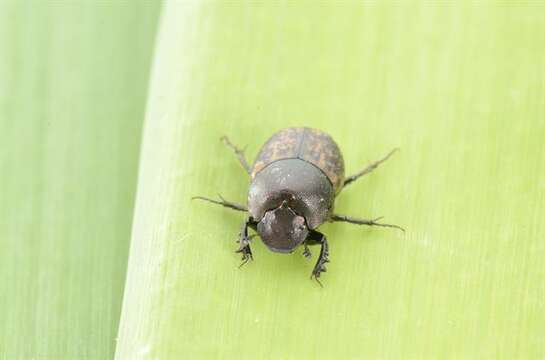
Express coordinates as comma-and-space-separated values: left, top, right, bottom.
236, 217, 257, 267
221, 136, 252, 175
192, 195, 247, 212
331, 214, 405, 232
343, 148, 398, 188
306, 230, 329, 287
302, 243, 312, 259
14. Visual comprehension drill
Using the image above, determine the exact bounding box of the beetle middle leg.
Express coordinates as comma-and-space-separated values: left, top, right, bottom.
192, 195, 247, 212
343, 148, 398, 188
306, 230, 330, 287
236, 217, 257, 267
221, 136, 252, 175
331, 214, 405, 232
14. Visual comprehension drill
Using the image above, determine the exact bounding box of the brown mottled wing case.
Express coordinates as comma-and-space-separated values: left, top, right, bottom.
252, 127, 345, 192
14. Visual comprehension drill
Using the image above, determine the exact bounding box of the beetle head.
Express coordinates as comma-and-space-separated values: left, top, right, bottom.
257, 200, 309, 253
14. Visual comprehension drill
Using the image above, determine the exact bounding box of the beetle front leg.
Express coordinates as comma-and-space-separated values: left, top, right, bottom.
306, 230, 330, 286
236, 217, 257, 267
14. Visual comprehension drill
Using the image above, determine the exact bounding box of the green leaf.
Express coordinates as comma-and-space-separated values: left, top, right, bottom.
0, 2, 160, 359
116, 2, 544, 359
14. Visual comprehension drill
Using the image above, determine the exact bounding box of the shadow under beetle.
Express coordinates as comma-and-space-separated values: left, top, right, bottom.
194, 127, 403, 285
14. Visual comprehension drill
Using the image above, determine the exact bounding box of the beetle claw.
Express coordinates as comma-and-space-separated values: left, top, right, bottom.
311, 274, 324, 288
238, 254, 252, 268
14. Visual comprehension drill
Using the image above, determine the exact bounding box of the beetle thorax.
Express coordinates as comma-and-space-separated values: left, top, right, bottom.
247, 158, 335, 230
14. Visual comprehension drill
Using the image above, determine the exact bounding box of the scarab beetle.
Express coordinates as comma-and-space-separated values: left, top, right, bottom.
194, 127, 403, 284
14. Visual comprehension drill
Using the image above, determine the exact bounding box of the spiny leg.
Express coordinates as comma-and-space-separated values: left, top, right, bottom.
306, 230, 330, 287
343, 148, 398, 188
192, 195, 247, 212
221, 136, 252, 175
331, 214, 405, 232
236, 217, 257, 267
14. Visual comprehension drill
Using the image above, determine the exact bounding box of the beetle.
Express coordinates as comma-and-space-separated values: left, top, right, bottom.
194, 127, 403, 285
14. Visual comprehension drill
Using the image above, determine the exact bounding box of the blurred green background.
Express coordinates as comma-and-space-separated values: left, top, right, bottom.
1, 1, 544, 360
0, 1, 160, 359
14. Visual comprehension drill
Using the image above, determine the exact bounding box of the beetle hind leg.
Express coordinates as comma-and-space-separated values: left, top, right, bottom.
221, 136, 252, 175
343, 148, 398, 188
331, 214, 405, 232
